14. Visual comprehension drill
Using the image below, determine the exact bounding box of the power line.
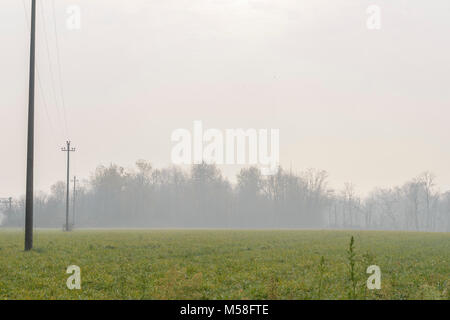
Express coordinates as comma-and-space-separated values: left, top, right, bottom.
21, 0, 62, 145
51, 0, 70, 139
36, 71, 59, 145
38, 0, 68, 138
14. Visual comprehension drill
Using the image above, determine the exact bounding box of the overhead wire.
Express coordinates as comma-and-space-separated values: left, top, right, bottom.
50, 0, 70, 140
21, 0, 61, 146
38, 0, 68, 139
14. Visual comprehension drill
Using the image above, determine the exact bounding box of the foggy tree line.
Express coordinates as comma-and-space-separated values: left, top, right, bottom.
2, 161, 449, 232
327, 172, 450, 232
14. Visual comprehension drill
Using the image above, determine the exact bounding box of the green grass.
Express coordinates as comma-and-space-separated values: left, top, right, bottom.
0, 229, 449, 300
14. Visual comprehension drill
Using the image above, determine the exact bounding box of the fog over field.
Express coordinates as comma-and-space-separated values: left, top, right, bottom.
1, 162, 449, 232
1, 1, 450, 231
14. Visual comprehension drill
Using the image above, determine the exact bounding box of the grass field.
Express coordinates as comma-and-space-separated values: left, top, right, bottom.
0, 229, 449, 300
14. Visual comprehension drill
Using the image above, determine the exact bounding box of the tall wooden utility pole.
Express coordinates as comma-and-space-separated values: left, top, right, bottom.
62, 141, 75, 231
25, 0, 36, 251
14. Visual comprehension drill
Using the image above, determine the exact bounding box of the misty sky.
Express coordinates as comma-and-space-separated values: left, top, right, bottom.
1, 0, 450, 197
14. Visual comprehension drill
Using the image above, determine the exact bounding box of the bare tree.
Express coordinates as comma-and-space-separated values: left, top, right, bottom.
418, 172, 437, 231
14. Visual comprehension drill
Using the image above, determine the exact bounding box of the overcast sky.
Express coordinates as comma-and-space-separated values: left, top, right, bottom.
1, 0, 450, 197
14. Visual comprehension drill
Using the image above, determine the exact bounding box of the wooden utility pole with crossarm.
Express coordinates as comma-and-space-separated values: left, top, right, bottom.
62, 141, 76, 231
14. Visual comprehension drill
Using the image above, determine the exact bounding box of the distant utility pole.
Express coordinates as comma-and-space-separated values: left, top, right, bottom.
71, 176, 79, 228
25, 0, 37, 251
61, 141, 76, 231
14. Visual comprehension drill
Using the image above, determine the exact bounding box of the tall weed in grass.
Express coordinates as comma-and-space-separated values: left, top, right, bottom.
317, 256, 326, 299
347, 236, 358, 299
